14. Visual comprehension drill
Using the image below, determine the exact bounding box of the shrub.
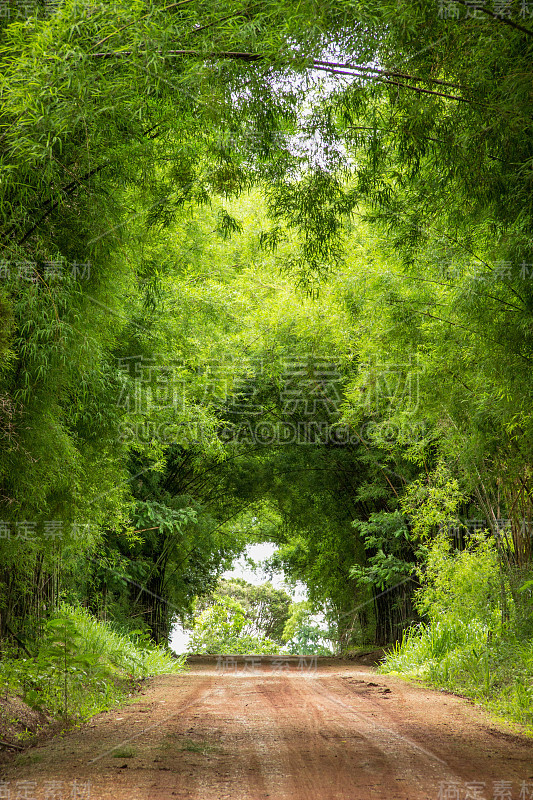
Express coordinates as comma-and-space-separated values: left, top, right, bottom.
0, 603, 185, 721
382, 534, 533, 727
187, 595, 280, 654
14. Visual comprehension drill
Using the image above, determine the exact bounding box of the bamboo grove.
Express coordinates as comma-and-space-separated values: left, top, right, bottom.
1, 0, 533, 655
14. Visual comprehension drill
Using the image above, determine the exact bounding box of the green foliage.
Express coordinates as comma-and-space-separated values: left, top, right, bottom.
414, 534, 503, 628
350, 511, 416, 591
187, 595, 279, 655
401, 466, 466, 542
382, 536, 533, 727
282, 602, 333, 655
210, 578, 291, 643
3, 0, 533, 730
284, 625, 333, 656
186, 576, 334, 654
0, 604, 185, 721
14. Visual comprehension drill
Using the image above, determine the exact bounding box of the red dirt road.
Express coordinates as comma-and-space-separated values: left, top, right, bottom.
2, 657, 532, 799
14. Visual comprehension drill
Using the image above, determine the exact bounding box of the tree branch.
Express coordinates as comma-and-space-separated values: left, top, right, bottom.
89, 0, 196, 52
313, 60, 468, 91
451, 0, 533, 38
385, 298, 533, 363
312, 66, 470, 102
15, 162, 110, 246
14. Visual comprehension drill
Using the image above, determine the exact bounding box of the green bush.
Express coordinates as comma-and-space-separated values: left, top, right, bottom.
187, 595, 281, 654
0, 603, 186, 721
381, 534, 533, 728
281, 601, 334, 655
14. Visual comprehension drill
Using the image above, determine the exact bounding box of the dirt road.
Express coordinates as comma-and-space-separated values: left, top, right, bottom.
2, 656, 532, 799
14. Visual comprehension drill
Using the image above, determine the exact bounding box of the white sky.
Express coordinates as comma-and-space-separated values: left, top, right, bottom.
221, 542, 308, 600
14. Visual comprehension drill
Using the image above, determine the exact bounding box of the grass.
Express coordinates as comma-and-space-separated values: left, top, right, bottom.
112, 747, 136, 758
14, 752, 43, 767
379, 534, 533, 731
382, 622, 533, 729
0, 603, 187, 724
160, 731, 220, 756
180, 738, 216, 753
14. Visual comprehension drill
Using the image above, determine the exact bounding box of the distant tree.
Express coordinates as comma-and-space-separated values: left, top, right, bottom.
187, 595, 279, 655
282, 601, 333, 656
191, 578, 291, 645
